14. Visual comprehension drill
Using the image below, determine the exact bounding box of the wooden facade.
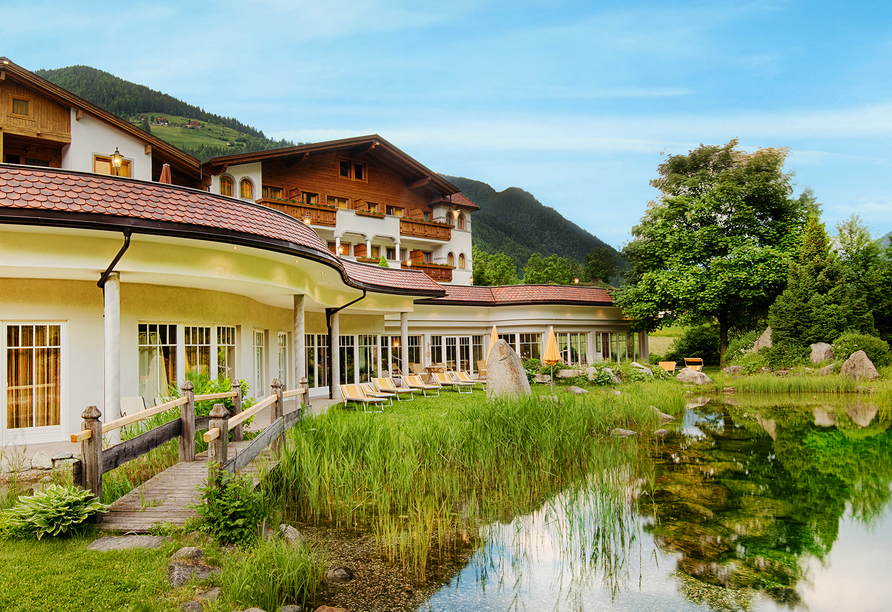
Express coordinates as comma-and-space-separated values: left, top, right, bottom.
0, 75, 70, 166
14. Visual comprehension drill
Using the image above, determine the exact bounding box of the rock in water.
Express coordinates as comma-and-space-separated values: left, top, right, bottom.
676, 369, 713, 384
841, 350, 879, 381
486, 339, 532, 399
810, 342, 834, 364
611, 428, 637, 437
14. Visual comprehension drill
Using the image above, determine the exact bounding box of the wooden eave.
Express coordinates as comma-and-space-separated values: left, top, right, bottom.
0, 58, 201, 181
204, 134, 462, 197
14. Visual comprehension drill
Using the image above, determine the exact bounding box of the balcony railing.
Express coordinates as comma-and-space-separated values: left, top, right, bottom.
402, 261, 453, 282
258, 198, 337, 227
400, 218, 451, 241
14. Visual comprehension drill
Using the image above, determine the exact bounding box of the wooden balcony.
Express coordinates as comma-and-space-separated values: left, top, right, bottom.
258, 199, 337, 227
402, 261, 453, 283
400, 218, 451, 241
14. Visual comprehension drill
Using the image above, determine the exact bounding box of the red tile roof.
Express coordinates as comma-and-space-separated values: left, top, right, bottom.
0, 166, 445, 297
417, 283, 613, 306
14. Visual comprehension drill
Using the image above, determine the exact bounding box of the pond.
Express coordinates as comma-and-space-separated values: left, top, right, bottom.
418, 395, 892, 612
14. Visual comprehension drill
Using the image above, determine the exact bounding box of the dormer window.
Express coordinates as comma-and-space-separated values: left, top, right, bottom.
11, 98, 30, 117
220, 176, 234, 196
239, 178, 254, 200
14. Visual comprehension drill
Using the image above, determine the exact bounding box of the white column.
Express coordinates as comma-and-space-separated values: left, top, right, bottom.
335, 236, 341, 256
331, 312, 340, 398
587, 331, 596, 365
366, 238, 372, 257
423, 332, 432, 366
400, 312, 409, 375
104, 272, 121, 444
293, 295, 305, 389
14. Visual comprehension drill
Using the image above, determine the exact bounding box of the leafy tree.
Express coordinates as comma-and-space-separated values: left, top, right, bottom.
522, 253, 582, 284
472, 247, 517, 286
582, 246, 617, 283
139, 116, 151, 133
618, 140, 812, 366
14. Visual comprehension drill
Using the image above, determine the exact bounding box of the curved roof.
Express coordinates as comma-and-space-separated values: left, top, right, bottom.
0, 165, 445, 297
415, 283, 614, 307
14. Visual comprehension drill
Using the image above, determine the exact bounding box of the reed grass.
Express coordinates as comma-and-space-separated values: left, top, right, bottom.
275, 386, 675, 579
728, 373, 858, 394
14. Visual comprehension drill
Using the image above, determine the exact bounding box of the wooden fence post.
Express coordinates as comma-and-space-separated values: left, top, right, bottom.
271, 378, 284, 453
80, 406, 103, 501
300, 376, 309, 412
231, 380, 243, 442
208, 403, 229, 467
179, 380, 195, 462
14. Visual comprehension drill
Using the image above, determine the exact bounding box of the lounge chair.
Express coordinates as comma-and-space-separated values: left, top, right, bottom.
476, 360, 487, 379
454, 371, 485, 390
684, 358, 703, 372
373, 377, 416, 401
404, 374, 440, 397
658, 361, 677, 374
361, 382, 395, 406
340, 384, 385, 412
434, 372, 473, 393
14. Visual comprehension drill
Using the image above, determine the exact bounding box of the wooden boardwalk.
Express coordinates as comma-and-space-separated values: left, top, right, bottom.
101, 441, 278, 533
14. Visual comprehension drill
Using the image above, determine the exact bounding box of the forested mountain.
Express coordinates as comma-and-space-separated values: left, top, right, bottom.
35, 65, 293, 160
444, 176, 615, 270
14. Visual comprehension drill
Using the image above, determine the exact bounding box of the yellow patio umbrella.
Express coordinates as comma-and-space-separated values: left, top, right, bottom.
543, 326, 560, 393
487, 325, 499, 358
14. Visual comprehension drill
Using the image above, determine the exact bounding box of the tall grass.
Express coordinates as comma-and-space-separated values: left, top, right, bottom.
729, 373, 858, 394
274, 386, 676, 579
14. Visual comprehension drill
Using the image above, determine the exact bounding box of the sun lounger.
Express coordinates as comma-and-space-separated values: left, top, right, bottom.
454, 371, 485, 390
658, 361, 677, 374
404, 374, 440, 397
373, 377, 416, 401
361, 382, 394, 406
684, 358, 703, 371
340, 384, 385, 412
434, 372, 473, 393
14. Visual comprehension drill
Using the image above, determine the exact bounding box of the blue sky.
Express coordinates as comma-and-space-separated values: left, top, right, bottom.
5, 0, 892, 249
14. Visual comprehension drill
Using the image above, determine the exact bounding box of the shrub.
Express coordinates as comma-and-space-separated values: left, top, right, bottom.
523, 358, 543, 383
591, 369, 614, 386
194, 470, 266, 545
666, 323, 721, 366
763, 342, 810, 369
832, 332, 892, 367
3, 485, 108, 539
725, 329, 761, 365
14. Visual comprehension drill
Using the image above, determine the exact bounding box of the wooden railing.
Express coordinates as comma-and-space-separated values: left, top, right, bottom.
71, 377, 309, 500
258, 198, 337, 227
402, 261, 453, 282
400, 218, 451, 241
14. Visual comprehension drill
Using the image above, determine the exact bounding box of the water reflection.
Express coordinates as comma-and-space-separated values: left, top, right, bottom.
420, 395, 892, 611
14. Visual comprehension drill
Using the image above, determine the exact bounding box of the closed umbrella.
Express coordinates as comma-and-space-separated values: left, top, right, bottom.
543, 326, 560, 393
487, 325, 498, 359
159, 163, 172, 184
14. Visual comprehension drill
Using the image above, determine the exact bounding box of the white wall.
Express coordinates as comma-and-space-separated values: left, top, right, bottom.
210, 162, 262, 200
64, 110, 152, 180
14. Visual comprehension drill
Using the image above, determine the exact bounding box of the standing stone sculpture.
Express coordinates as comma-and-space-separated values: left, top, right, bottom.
486, 339, 532, 399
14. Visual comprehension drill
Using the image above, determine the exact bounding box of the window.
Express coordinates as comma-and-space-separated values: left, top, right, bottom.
220, 176, 234, 197
327, 196, 349, 209
339, 335, 355, 385
558, 332, 588, 366
6, 324, 61, 429
423, 212, 430, 221
278, 332, 288, 388
253, 330, 266, 397
459, 253, 466, 269
354, 163, 365, 181
370, 245, 380, 258
457, 213, 466, 230
366, 202, 379, 213
386, 206, 404, 216
262, 186, 284, 199
239, 179, 254, 200
11, 98, 30, 117
430, 335, 443, 365
327, 242, 337, 254
338, 159, 367, 181
339, 159, 351, 178
386, 247, 396, 260
472, 336, 484, 374
217, 326, 236, 380
306, 334, 329, 390
304, 192, 318, 205
358, 335, 378, 383
447, 252, 455, 267
185, 326, 212, 377
138, 324, 177, 401
446, 213, 455, 227
94, 154, 132, 178
519, 333, 541, 361
338, 243, 350, 256
424, 252, 432, 263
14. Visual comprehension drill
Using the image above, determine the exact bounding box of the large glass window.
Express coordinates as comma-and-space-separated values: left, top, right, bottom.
253, 330, 266, 396
558, 332, 588, 366
339, 335, 355, 385
358, 335, 378, 383
519, 333, 541, 361
6, 324, 61, 429
217, 326, 236, 380
185, 326, 211, 377
408, 335, 421, 367
138, 323, 177, 401
278, 332, 288, 387
430, 335, 443, 365
306, 334, 329, 390
472, 336, 484, 374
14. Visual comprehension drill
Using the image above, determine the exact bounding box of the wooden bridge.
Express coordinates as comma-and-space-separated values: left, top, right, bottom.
70, 379, 307, 533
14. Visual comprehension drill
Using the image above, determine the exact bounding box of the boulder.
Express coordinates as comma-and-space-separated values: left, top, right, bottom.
602, 367, 621, 384
649, 405, 675, 423
533, 373, 552, 384
654, 429, 670, 437
810, 342, 834, 364
611, 428, 637, 437
486, 340, 532, 399
685, 396, 711, 409
676, 369, 713, 385
840, 350, 879, 381
170, 547, 204, 563
313, 607, 349, 612
557, 369, 583, 379
279, 524, 306, 548
630, 362, 655, 378
326, 567, 354, 582
564, 386, 589, 395
197, 587, 222, 601
723, 366, 742, 376
281, 606, 303, 612
584, 366, 598, 381
87, 536, 169, 552
30, 450, 53, 470
167, 562, 221, 587
180, 603, 203, 612
752, 326, 772, 352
